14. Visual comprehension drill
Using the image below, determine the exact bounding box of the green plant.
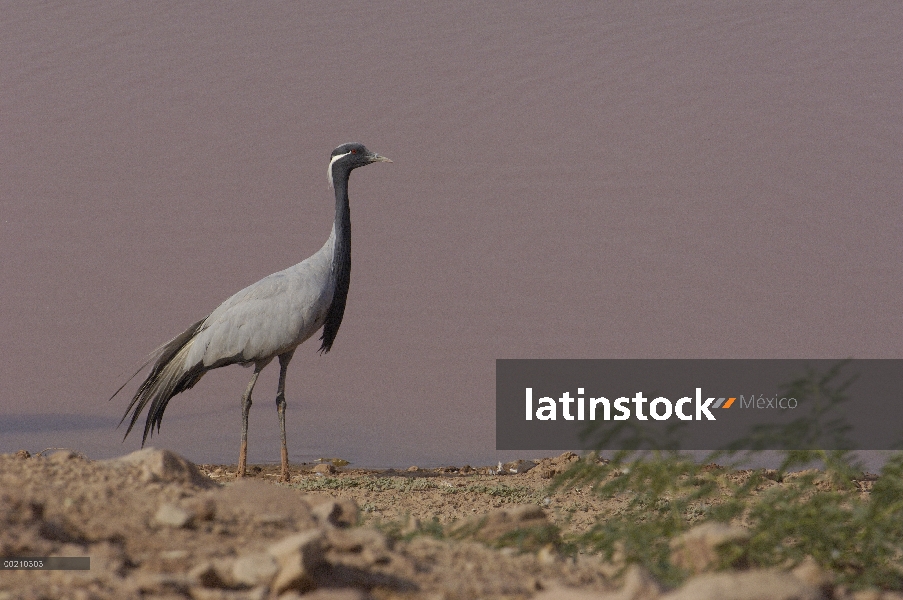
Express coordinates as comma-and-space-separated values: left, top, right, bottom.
554, 362, 903, 589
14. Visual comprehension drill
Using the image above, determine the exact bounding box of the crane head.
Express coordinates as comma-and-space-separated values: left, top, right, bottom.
328, 143, 392, 188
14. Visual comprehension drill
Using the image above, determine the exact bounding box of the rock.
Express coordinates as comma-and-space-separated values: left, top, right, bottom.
662, 570, 824, 600
556, 451, 580, 463
537, 544, 558, 565
267, 529, 326, 566
108, 448, 217, 489
78, 540, 126, 579
133, 571, 192, 594
406, 466, 419, 472
450, 504, 558, 549
307, 496, 359, 527
154, 503, 193, 529
791, 556, 833, 591
762, 469, 783, 482
327, 527, 392, 568
534, 451, 582, 478
0, 494, 44, 523
854, 592, 903, 600
49, 450, 80, 463
232, 552, 279, 587
533, 586, 619, 600
254, 513, 291, 527
669, 522, 750, 573
312, 463, 336, 475
616, 565, 665, 600
189, 586, 267, 600
400, 515, 421, 536
209, 479, 318, 530
188, 557, 247, 590
536, 564, 663, 600
183, 497, 217, 522
283, 590, 371, 600
503, 459, 537, 474
268, 530, 326, 594
189, 562, 230, 589
14, 449, 31, 459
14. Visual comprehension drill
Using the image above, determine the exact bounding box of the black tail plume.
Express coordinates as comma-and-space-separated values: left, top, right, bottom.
114, 317, 208, 445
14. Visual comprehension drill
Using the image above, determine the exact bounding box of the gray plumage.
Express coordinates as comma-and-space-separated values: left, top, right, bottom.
112, 143, 391, 481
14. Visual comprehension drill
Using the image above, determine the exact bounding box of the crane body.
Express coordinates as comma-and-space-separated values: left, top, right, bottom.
113, 143, 391, 482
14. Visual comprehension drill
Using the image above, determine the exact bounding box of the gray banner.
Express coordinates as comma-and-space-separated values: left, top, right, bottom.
0, 557, 90, 570
496, 359, 903, 451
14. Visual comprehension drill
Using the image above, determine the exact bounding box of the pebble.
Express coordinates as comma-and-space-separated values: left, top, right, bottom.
268, 530, 325, 594
49, 450, 80, 463
661, 570, 822, 600
669, 522, 750, 574
154, 503, 193, 529
309, 498, 358, 527
503, 459, 537, 474
107, 448, 218, 489
232, 552, 279, 587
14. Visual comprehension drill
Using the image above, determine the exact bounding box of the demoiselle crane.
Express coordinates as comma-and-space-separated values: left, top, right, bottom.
112, 143, 391, 482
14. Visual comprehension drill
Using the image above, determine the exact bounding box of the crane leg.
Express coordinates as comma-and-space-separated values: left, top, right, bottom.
276, 351, 295, 483
238, 366, 262, 478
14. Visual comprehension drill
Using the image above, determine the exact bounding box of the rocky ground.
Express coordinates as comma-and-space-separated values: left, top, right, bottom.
0, 448, 899, 600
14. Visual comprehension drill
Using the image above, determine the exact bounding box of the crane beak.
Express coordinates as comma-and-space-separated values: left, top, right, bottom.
369, 153, 392, 163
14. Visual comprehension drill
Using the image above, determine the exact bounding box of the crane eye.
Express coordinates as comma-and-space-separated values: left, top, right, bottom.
350, 149, 358, 154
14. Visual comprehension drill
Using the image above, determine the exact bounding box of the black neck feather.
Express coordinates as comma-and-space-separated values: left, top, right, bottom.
319, 170, 352, 353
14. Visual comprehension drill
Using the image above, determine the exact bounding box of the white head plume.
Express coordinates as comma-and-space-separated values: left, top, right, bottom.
327, 151, 352, 188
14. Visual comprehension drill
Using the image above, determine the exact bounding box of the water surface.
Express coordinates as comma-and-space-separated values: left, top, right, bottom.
1, 3, 900, 468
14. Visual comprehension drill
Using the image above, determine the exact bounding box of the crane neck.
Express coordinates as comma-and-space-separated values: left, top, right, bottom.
332, 175, 351, 240
319, 168, 352, 353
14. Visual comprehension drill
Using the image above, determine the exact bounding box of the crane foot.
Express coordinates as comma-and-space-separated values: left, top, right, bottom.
238, 441, 248, 478
279, 446, 290, 483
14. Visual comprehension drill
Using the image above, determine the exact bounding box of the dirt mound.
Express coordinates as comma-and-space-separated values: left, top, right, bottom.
0, 449, 613, 599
